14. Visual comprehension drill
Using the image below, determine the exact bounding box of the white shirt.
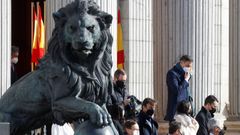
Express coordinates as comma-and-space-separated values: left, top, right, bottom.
174, 114, 199, 135
51, 123, 74, 135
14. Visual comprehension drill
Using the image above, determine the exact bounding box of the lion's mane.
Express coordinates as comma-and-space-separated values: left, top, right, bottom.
38, 0, 114, 104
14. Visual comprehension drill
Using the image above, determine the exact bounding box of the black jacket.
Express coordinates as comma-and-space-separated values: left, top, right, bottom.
107, 84, 129, 120
112, 84, 129, 104
137, 111, 158, 135
11, 64, 18, 85
196, 106, 212, 135
113, 119, 124, 135
107, 85, 129, 135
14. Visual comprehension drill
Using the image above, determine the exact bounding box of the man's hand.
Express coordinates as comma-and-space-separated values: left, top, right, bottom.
184, 72, 191, 81
123, 99, 131, 106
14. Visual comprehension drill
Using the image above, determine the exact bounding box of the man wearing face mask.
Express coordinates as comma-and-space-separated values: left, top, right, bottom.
137, 98, 158, 135
124, 120, 140, 135
112, 69, 129, 106
11, 46, 19, 85
196, 95, 219, 135
164, 55, 193, 122
107, 69, 130, 135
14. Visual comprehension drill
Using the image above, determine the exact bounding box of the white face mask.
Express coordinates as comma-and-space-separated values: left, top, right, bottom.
11, 57, 18, 64
183, 67, 190, 73
133, 130, 140, 135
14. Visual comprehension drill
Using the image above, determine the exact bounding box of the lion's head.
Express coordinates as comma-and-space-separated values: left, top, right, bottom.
62, 11, 102, 60
44, 0, 113, 74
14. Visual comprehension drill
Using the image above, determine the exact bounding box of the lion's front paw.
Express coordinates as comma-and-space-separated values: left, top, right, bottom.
87, 103, 112, 127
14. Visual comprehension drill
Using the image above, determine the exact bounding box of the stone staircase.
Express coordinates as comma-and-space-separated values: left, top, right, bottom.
158, 122, 169, 135
158, 121, 240, 135
224, 121, 240, 135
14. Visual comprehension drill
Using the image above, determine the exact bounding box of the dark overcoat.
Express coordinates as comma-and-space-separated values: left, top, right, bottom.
164, 63, 190, 121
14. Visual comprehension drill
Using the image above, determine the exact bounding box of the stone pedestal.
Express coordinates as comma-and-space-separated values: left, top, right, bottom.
0, 123, 10, 135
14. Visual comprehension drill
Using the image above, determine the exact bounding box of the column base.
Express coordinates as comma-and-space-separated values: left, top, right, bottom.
224, 120, 240, 134
158, 121, 168, 135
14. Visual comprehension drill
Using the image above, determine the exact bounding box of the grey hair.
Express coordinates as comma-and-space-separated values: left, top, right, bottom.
208, 118, 222, 132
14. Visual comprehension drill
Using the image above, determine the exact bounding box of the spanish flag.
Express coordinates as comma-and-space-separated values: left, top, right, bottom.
117, 8, 124, 69
32, 4, 45, 64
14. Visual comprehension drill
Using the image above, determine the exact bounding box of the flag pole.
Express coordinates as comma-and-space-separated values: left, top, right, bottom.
31, 2, 37, 71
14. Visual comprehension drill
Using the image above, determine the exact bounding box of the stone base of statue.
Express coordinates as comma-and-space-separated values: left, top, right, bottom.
74, 120, 115, 135
0, 122, 10, 135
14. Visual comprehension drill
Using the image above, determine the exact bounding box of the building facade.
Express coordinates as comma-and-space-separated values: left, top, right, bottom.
0, 0, 240, 134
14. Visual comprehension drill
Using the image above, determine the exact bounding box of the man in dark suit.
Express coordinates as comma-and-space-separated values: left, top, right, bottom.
196, 95, 219, 135
137, 98, 158, 135
107, 69, 130, 135
11, 46, 19, 85
164, 55, 193, 122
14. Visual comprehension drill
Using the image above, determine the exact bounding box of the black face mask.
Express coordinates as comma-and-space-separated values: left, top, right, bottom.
146, 109, 154, 116
116, 80, 126, 88
209, 108, 216, 114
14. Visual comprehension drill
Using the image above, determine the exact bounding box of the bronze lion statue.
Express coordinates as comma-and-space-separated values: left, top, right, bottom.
0, 0, 118, 134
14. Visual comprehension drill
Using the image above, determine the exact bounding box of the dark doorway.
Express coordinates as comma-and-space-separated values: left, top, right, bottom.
11, 0, 45, 78
12, 0, 32, 78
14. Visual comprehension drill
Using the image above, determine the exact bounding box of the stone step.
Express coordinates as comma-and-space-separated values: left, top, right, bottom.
158, 121, 240, 135
158, 121, 169, 135
224, 121, 240, 134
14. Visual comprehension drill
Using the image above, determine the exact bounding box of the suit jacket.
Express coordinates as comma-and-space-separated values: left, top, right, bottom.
11, 64, 18, 85
196, 107, 212, 135
164, 63, 190, 121
107, 84, 129, 121
137, 111, 158, 135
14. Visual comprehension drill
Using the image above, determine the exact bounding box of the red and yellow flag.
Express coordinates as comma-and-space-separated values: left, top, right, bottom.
32, 4, 45, 64
117, 8, 124, 69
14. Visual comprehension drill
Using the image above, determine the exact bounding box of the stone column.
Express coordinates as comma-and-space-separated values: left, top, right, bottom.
152, 0, 229, 121
229, 0, 240, 120
46, 0, 118, 72
119, 0, 154, 100
0, 0, 11, 96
